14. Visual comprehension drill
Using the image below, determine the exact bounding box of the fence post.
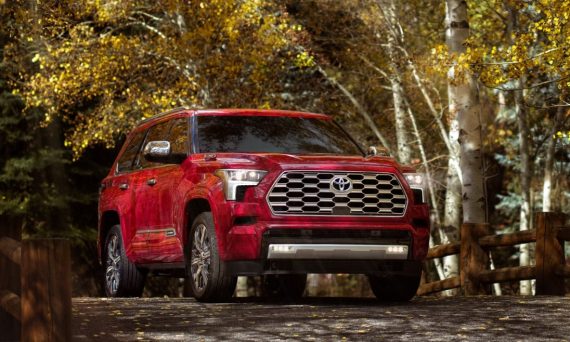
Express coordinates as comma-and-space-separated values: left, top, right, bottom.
21, 239, 72, 342
460, 223, 490, 295
535, 212, 566, 295
0, 225, 21, 342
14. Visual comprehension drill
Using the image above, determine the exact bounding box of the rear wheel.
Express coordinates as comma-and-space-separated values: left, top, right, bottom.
104, 225, 146, 297
262, 274, 307, 300
367, 274, 421, 302
187, 212, 236, 302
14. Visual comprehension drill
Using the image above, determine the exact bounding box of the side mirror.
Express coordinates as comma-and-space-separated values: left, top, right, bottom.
143, 141, 171, 163
366, 146, 390, 157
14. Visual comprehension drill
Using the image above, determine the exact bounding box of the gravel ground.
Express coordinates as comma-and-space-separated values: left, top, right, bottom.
73, 296, 570, 341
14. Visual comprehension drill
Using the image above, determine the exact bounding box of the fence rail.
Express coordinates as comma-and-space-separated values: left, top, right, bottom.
418, 212, 569, 296
0, 233, 71, 341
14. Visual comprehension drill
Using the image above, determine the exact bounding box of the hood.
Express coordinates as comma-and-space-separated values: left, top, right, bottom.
193, 153, 405, 173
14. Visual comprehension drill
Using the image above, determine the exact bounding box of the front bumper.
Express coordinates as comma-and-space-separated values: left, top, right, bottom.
223, 217, 429, 260
267, 243, 408, 260
221, 223, 427, 277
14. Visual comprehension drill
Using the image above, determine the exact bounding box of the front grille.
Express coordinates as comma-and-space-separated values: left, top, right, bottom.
267, 171, 407, 216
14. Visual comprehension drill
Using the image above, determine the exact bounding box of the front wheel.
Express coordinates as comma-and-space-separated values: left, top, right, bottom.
104, 225, 146, 297
367, 274, 421, 302
187, 212, 236, 302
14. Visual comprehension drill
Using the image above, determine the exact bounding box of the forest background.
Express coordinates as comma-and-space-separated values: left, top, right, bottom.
0, 0, 568, 297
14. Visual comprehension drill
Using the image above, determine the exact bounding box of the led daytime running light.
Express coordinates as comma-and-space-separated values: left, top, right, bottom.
404, 173, 424, 188
215, 169, 267, 200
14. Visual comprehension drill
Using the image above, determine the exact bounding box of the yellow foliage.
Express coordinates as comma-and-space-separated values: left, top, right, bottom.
430, 0, 570, 92
13, 0, 304, 157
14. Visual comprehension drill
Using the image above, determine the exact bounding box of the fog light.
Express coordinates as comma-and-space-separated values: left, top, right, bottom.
387, 245, 407, 254
271, 245, 292, 253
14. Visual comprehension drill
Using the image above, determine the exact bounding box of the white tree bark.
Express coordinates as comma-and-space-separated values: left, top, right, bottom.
385, 0, 412, 164
404, 100, 447, 281
389, 76, 412, 164
514, 80, 532, 295
442, 146, 461, 279
445, 0, 487, 225
542, 107, 564, 212
503, 4, 533, 294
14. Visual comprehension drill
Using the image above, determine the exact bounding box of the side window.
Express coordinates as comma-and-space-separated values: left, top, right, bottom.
116, 130, 146, 173
137, 120, 172, 169
169, 118, 189, 156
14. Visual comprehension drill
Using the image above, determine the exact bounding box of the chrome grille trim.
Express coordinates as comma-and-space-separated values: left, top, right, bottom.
266, 171, 408, 217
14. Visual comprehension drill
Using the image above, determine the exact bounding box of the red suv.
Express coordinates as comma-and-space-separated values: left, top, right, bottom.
98, 108, 430, 302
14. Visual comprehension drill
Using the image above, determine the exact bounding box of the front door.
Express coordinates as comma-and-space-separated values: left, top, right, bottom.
132, 118, 189, 263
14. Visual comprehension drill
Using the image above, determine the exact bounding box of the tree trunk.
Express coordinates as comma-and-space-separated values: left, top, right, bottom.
442, 152, 461, 279
385, 0, 412, 164
542, 107, 564, 212
514, 80, 532, 295
504, 4, 533, 295
403, 99, 446, 280
442, 94, 462, 282
389, 76, 412, 164
445, 0, 487, 224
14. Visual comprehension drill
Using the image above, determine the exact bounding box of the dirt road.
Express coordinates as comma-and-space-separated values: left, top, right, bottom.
73, 296, 570, 341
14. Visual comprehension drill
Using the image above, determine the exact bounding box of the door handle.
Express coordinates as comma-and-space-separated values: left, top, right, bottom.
147, 178, 157, 186
119, 183, 129, 190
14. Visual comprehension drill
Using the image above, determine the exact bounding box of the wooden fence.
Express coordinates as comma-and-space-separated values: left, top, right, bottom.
418, 212, 570, 296
0, 234, 71, 342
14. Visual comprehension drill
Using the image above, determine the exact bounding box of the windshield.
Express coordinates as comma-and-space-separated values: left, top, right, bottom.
196, 115, 363, 155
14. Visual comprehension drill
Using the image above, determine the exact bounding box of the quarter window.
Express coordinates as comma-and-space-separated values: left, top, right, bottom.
116, 130, 146, 173
169, 118, 189, 156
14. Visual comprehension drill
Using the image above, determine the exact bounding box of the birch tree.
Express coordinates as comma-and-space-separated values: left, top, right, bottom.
382, 0, 412, 164
445, 0, 487, 225
543, 107, 565, 212
503, 6, 532, 295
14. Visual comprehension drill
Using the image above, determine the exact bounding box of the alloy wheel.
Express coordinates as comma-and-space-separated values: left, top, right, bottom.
191, 224, 211, 292
105, 234, 121, 295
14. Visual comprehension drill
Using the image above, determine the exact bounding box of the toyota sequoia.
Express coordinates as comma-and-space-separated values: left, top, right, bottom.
98, 108, 430, 302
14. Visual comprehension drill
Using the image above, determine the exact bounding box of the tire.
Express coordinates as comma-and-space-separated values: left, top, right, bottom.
187, 212, 237, 302
368, 274, 421, 302
104, 225, 146, 297
262, 274, 307, 300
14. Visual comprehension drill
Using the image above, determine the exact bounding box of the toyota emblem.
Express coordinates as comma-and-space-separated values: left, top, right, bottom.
330, 176, 352, 192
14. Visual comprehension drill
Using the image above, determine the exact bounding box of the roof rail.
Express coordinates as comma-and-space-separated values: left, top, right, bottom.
139, 107, 190, 124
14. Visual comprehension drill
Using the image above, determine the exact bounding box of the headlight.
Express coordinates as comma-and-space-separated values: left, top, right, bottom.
404, 172, 426, 204
215, 169, 268, 200
404, 173, 425, 188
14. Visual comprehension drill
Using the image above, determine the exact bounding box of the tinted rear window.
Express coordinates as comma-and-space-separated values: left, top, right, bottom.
196, 116, 362, 155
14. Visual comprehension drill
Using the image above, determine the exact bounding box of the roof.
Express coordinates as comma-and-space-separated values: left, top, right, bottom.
138, 108, 330, 127
193, 109, 330, 119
